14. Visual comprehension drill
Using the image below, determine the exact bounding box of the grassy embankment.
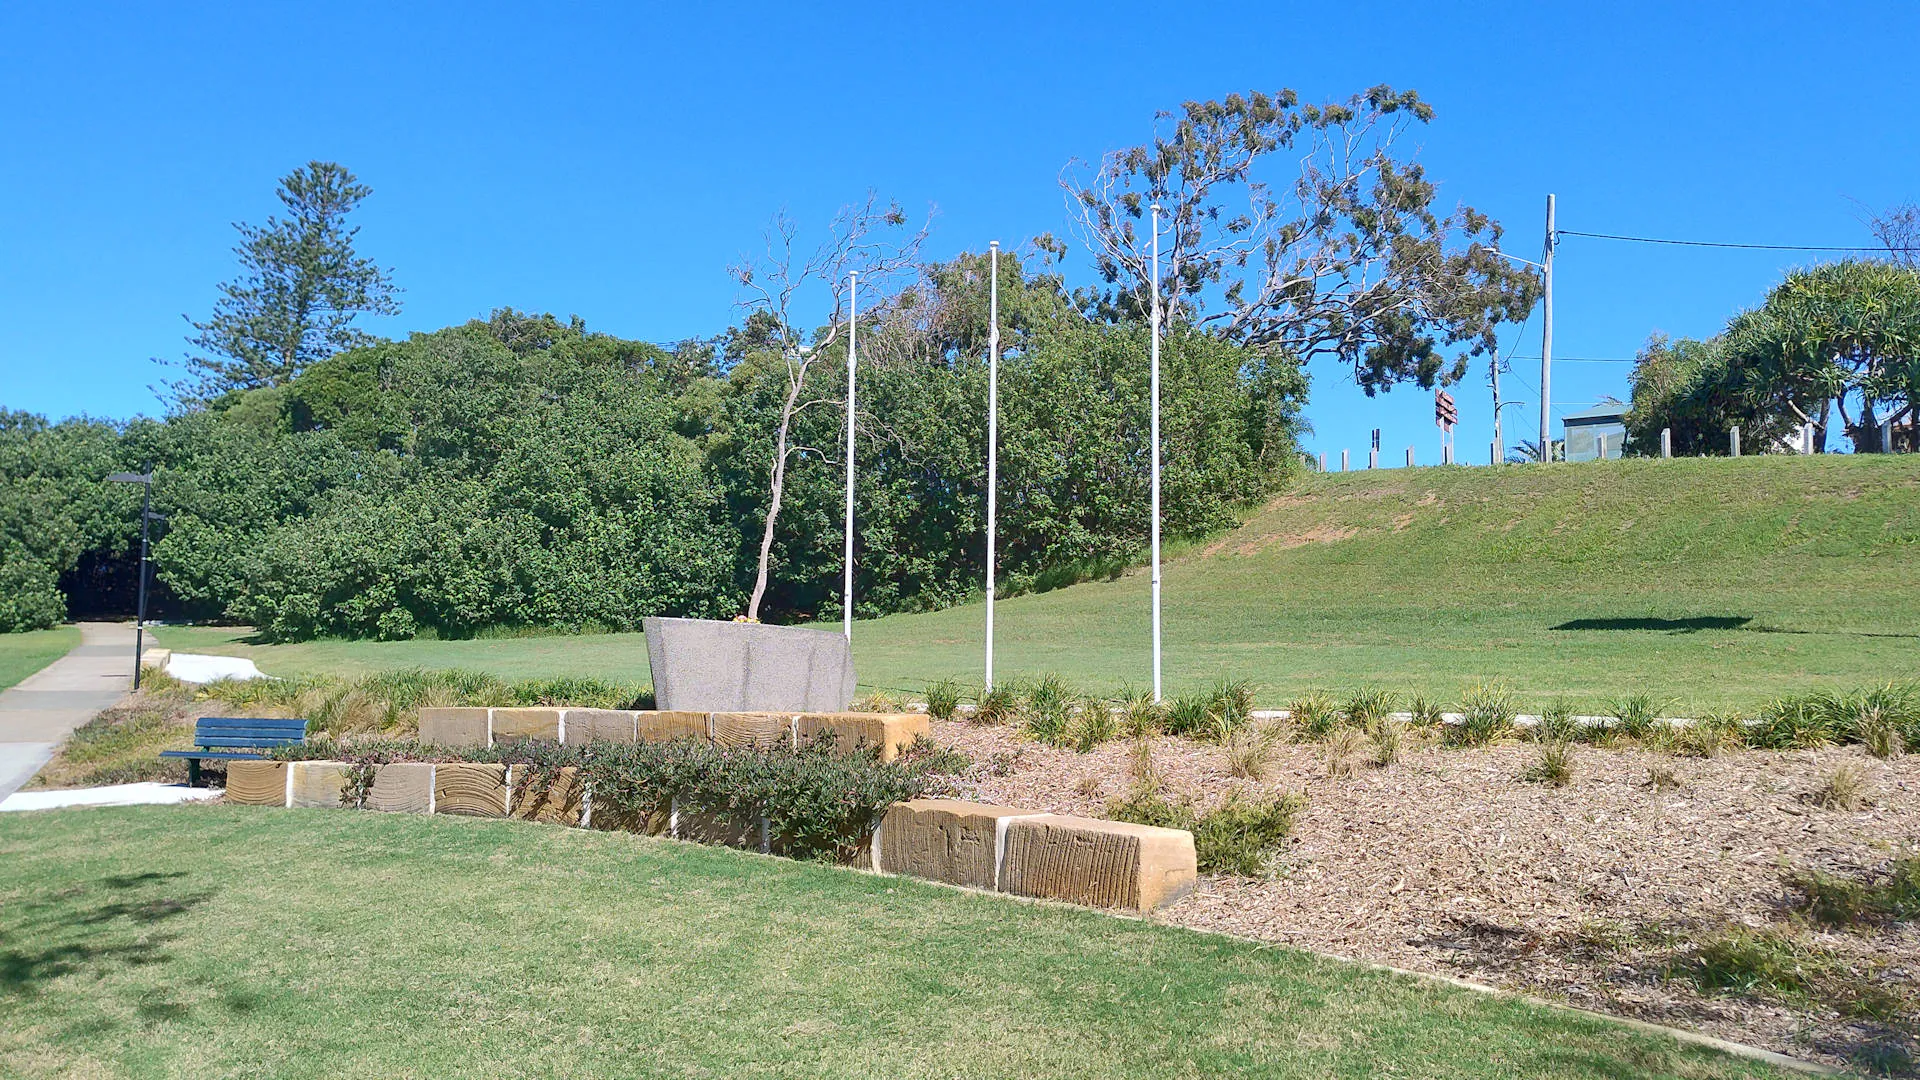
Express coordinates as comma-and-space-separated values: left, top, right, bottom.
0, 626, 80, 693
0, 804, 1790, 1079
154, 454, 1920, 712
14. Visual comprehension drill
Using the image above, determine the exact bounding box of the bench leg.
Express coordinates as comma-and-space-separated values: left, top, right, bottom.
188, 758, 201, 789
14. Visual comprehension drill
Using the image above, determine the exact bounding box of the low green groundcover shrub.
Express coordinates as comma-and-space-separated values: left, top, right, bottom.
1106, 786, 1305, 877
274, 732, 936, 863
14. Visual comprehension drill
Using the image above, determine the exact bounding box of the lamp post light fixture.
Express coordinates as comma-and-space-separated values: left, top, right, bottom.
106, 469, 158, 689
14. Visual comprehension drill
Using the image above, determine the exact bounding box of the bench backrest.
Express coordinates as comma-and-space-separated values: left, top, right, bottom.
192, 717, 309, 750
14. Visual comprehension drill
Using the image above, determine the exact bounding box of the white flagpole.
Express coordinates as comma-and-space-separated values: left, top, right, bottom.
1149, 204, 1163, 703
985, 242, 1000, 691
844, 270, 857, 641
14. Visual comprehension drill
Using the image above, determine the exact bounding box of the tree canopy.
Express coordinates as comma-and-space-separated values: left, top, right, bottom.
1628, 260, 1920, 454
170, 161, 400, 404
1064, 88, 1539, 395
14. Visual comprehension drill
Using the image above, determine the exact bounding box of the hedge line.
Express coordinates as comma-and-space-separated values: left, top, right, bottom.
275, 732, 955, 863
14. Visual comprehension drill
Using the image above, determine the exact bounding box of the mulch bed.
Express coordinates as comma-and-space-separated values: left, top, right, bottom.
927, 718, 1920, 1073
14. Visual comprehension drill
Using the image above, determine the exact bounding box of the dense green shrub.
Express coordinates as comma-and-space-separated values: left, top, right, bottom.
277, 733, 931, 864
2, 278, 1302, 638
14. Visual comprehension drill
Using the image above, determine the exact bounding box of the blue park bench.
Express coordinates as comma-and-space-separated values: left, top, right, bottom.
160, 717, 310, 788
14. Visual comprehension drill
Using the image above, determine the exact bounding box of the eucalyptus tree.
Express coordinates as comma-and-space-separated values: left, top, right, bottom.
1062, 88, 1539, 394
727, 195, 927, 621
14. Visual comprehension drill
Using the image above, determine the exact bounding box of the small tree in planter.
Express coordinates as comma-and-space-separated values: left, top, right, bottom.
728, 194, 926, 622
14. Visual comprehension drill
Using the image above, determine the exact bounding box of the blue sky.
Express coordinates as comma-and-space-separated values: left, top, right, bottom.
3, 1, 1915, 462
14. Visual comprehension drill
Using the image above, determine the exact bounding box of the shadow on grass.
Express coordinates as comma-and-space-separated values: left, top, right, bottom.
1552, 615, 1920, 641
0, 870, 212, 997
1550, 616, 1753, 633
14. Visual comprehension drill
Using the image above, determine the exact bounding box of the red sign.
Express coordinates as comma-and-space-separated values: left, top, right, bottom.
1434, 389, 1458, 431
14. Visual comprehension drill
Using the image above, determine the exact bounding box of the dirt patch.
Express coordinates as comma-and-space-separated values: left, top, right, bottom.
1209, 525, 1361, 557
928, 719, 1920, 1073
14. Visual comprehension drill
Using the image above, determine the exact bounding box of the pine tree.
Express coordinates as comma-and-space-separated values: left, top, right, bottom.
172, 161, 400, 403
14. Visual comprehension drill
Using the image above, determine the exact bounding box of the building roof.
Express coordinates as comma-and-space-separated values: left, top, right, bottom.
1561, 403, 1629, 424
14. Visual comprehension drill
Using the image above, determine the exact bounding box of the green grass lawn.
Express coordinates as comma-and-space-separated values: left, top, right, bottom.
0, 805, 1785, 1079
0, 626, 80, 693
157, 455, 1920, 712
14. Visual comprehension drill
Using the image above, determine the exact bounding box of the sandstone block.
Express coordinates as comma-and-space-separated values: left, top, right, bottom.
289, 761, 354, 808
418, 707, 491, 748
797, 712, 931, 762
561, 708, 637, 746
999, 814, 1197, 913
507, 765, 584, 826
710, 711, 795, 750
224, 760, 286, 806
634, 710, 710, 744
491, 708, 561, 744
643, 616, 854, 712
365, 763, 434, 814
140, 648, 171, 671
434, 763, 508, 817
875, 799, 1043, 890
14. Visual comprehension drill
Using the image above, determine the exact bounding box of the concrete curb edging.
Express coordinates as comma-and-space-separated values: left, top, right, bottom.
1279, 944, 1841, 1076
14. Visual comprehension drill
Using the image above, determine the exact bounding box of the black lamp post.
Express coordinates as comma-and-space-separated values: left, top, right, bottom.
106, 469, 157, 689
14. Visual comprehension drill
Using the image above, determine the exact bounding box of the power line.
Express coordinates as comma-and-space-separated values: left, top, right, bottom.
1512, 355, 1636, 363
1558, 229, 1919, 254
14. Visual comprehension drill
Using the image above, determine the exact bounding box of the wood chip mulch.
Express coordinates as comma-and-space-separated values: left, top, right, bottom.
926, 719, 1920, 1073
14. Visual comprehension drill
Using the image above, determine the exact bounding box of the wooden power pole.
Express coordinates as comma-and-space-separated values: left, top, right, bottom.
1539, 194, 1556, 461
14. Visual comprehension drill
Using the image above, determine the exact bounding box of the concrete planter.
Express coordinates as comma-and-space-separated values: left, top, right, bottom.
643, 617, 854, 713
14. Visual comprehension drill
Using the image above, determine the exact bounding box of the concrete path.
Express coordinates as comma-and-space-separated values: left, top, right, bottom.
0, 622, 135, 801
1, 781, 223, 812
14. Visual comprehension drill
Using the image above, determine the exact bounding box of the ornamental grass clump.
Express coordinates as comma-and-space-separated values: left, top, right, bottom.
1343, 687, 1395, 729
971, 684, 1017, 726
1406, 694, 1446, 729
1366, 714, 1406, 767
1809, 762, 1869, 811
1287, 693, 1340, 741
1447, 682, 1517, 748
1606, 692, 1665, 743
1066, 698, 1119, 753
1162, 693, 1214, 739
1668, 712, 1744, 758
1208, 678, 1257, 740
1116, 686, 1164, 739
1224, 723, 1280, 780
923, 678, 963, 722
